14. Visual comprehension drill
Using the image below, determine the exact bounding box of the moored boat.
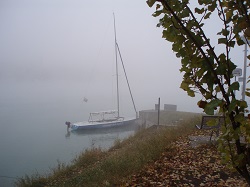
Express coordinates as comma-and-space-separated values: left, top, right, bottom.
66, 14, 138, 131
69, 110, 136, 131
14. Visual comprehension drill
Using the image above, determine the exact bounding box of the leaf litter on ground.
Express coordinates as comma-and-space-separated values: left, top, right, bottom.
121, 130, 248, 187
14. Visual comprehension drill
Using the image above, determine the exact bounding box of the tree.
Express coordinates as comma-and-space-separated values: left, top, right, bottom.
147, 0, 250, 184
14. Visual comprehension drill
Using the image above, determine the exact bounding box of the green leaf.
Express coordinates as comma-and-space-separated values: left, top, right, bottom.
216, 63, 227, 75
229, 99, 237, 113
215, 85, 221, 92
204, 99, 222, 115
195, 7, 204, 14
226, 10, 233, 21
237, 38, 245, 46
198, 0, 203, 5
195, 68, 205, 78
162, 29, 176, 42
222, 29, 230, 36
228, 40, 235, 47
235, 113, 246, 124
208, 2, 216, 12
182, 8, 190, 17
245, 91, 250, 97
187, 90, 195, 97
204, 106, 214, 115
204, 12, 211, 19
204, 92, 213, 100
228, 82, 239, 93
180, 82, 189, 91
146, 0, 156, 7
229, 61, 237, 75
153, 10, 163, 17
218, 53, 226, 62
239, 100, 248, 109
218, 38, 227, 44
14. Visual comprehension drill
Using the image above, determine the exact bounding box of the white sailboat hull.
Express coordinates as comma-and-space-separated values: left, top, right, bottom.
71, 117, 136, 131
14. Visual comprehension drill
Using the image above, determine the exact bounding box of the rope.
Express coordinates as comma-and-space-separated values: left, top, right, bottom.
116, 42, 138, 117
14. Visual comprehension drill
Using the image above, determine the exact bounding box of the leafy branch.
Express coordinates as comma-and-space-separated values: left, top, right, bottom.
147, 0, 250, 184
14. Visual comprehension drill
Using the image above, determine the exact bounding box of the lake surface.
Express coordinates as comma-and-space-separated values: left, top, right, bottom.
0, 100, 136, 187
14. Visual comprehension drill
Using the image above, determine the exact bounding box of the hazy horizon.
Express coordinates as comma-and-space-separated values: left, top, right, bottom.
1, 0, 249, 118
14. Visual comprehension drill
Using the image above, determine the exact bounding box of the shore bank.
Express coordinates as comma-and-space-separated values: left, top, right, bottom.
17, 111, 247, 186
15, 111, 198, 186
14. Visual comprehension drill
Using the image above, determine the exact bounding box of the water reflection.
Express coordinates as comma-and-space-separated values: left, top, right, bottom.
70, 124, 139, 136
65, 130, 71, 138
64, 123, 139, 149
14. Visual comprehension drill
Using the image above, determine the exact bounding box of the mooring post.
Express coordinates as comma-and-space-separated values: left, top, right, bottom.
157, 97, 160, 126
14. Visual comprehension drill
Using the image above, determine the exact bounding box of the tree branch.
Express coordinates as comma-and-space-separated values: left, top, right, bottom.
159, 0, 230, 104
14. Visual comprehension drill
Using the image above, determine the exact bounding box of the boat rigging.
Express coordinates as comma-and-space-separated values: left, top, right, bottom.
66, 13, 137, 131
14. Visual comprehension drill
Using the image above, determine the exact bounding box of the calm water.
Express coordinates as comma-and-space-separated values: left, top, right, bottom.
0, 100, 136, 187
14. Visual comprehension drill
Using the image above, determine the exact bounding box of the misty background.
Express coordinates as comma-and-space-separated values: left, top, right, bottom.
0, 0, 204, 119
0, 0, 247, 119
0, 0, 249, 185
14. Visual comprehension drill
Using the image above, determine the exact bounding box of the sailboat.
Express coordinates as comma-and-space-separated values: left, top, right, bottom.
67, 14, 138, 131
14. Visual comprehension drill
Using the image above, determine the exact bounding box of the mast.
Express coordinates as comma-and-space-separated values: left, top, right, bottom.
113, 13, 138, 118
113, 13, 120, 118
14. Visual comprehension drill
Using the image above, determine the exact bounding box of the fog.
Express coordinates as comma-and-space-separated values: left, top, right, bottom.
1, 1, 249, 186
0, 0, 248, 118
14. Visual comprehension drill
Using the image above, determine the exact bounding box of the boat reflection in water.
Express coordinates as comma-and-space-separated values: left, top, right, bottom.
65, 120, 140, 141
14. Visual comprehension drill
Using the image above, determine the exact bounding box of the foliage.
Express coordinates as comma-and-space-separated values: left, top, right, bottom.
147, 0, 250, 184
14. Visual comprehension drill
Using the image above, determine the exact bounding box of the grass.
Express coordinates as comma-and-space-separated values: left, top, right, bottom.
15, 113, 201, 187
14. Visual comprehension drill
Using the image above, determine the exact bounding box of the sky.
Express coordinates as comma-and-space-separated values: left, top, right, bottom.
0, 0, 249, 118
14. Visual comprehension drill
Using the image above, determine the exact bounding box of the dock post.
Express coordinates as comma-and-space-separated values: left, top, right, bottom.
157, 97, 160, 126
